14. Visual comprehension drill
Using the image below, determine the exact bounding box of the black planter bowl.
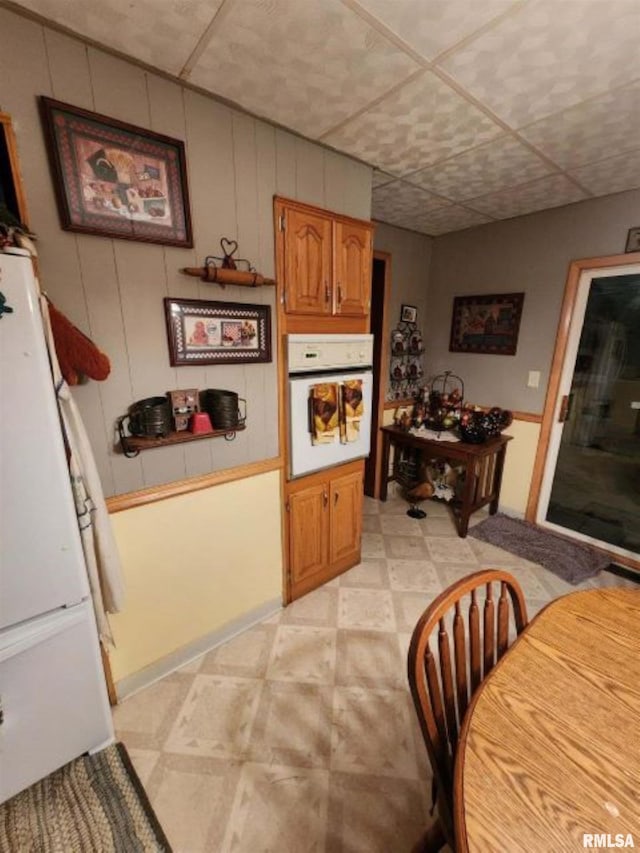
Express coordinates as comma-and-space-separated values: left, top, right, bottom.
458, 424, 487, 444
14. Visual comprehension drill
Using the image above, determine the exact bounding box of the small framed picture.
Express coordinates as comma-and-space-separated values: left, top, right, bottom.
625, 227, 640, 253
401, 304, 417, 323
164, 298, 271, 366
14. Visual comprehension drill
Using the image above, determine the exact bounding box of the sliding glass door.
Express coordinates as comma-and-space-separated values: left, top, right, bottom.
537, 264, 640, 559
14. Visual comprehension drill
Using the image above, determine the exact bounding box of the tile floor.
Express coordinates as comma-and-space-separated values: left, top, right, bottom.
114, 489, 637, 853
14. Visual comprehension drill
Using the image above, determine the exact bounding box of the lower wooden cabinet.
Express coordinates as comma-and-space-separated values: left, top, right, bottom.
285, 461, 363, 601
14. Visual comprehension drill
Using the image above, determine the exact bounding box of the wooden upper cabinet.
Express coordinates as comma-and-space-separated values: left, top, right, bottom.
276, 197, 373, 320
334, 220, 372, 316
284, 207, 333, 315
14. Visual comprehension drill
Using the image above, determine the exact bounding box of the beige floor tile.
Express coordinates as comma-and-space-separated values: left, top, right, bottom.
339, 558, 390, 589
176, 655, 204, 674
266, 625, 337, 684
362, 496, 380, 515
426, 536, 478, 564
220, 763, 330, 853
326, 772, 430, 853
419, 515, 459, 537
380, 514, 425, 537
125, 747, 161, 787
113, 673, 195, 750
165, 674, 262, 759
387, 558, 441, 593
146, 754, 241, 853
331, 687, 418, 779
362, 513, 382, 533
361, 532, 386, 558
249, 681, 332, 768
337, 588, 396, 632
280, 585, 338, 627
392, 591, 434, 633
385, 535, 430, 559
199, 624, 277, 678
335, 629, 404, 689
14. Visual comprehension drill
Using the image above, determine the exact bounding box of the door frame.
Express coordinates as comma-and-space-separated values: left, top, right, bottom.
526, 250, 640, 570
365, 250, 392, 498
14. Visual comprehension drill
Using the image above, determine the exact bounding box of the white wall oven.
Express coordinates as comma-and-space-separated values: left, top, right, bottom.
287, 334, 374, 479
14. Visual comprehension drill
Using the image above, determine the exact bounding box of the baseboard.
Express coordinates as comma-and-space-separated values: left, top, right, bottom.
115, 597, 283, 702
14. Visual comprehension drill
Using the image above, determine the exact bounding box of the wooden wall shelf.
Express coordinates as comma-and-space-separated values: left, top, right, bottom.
120, 425, 245, 457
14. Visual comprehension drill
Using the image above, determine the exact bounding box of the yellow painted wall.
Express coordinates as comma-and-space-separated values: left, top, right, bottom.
107, 470, 283, 682
499, 420, 540, 516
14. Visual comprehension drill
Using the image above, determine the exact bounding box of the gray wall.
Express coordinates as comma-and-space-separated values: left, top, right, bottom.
373, 222, 433, 399
0, 6, 372, 497
427, 190, 640, 413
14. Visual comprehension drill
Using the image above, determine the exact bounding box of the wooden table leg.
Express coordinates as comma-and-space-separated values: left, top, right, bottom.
380, 430, 391, 502
457, 459, 477, 537
490, 445, 507, 515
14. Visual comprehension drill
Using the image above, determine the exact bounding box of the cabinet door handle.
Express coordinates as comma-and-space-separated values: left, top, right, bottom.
337, 283, 342, 306
323, 490, 328, 507
334, 491, 339, 506
324, 281, 330, 303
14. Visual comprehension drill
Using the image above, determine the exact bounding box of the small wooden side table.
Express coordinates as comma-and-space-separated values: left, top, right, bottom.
379, 426, 512, 537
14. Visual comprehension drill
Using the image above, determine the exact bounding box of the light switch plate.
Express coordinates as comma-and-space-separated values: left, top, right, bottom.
527, 370, 540, 389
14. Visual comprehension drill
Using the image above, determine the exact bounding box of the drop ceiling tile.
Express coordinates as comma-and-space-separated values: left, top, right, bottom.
468, 174, 588, 220
404, 205, 492, 236
323, 70, 503, 175
16, 0, 221, 76
441, 0, 640, 127
372, 180, 447, 224
372, 170, 397, 188
568, 149, 640, 197
406, 135, 553, 201
352, 0, 518, 61
189, 0, 419, 139
520, 81, 640, 170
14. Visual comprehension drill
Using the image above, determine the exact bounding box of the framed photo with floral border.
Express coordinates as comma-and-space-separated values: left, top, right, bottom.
40, 97, 192, 247
164, 298, 271, 366
449, 292, 525, 355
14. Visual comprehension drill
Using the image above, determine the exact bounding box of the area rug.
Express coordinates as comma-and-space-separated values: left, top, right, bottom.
0, 742, 171, 852
468, 513, 610, 584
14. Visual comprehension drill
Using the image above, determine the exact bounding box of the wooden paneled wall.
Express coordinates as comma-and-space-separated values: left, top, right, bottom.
0, 6, 372, 497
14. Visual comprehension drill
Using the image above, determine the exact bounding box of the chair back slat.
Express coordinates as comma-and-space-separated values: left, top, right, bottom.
483, 582, 495, 676
438, 619, 458, 749
497, 581, 509, 659
408, 570, 529, 843
453, 602, 469, 720
469, 590, 482, 693
424, 646, 453, 785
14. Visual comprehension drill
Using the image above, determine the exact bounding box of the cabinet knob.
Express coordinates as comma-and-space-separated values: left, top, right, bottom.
323, 490, 328, 507
324, 282, 330, 303
337, 283, 342, 306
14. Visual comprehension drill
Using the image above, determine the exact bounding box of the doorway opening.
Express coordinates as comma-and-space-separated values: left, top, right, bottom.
364, 252, 391, 498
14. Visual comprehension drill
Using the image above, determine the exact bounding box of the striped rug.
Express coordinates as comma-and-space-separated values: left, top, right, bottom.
0, 743, 171, 852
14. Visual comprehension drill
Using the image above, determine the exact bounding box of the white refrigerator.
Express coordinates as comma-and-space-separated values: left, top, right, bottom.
0, 251, 113, 804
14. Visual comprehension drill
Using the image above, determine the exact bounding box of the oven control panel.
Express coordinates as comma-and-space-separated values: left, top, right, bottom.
287, 334, 374, 373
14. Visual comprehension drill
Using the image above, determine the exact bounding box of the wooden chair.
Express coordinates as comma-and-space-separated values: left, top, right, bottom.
407, 569, 528, 851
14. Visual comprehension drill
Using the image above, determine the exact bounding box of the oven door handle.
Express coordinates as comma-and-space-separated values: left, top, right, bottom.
308, 394, 315, 437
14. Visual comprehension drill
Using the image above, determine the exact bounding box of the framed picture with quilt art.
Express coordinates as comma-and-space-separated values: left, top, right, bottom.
40, 97, 192, 248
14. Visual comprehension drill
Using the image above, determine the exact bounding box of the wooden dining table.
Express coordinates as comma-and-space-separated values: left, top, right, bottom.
454, 587, 640, 852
